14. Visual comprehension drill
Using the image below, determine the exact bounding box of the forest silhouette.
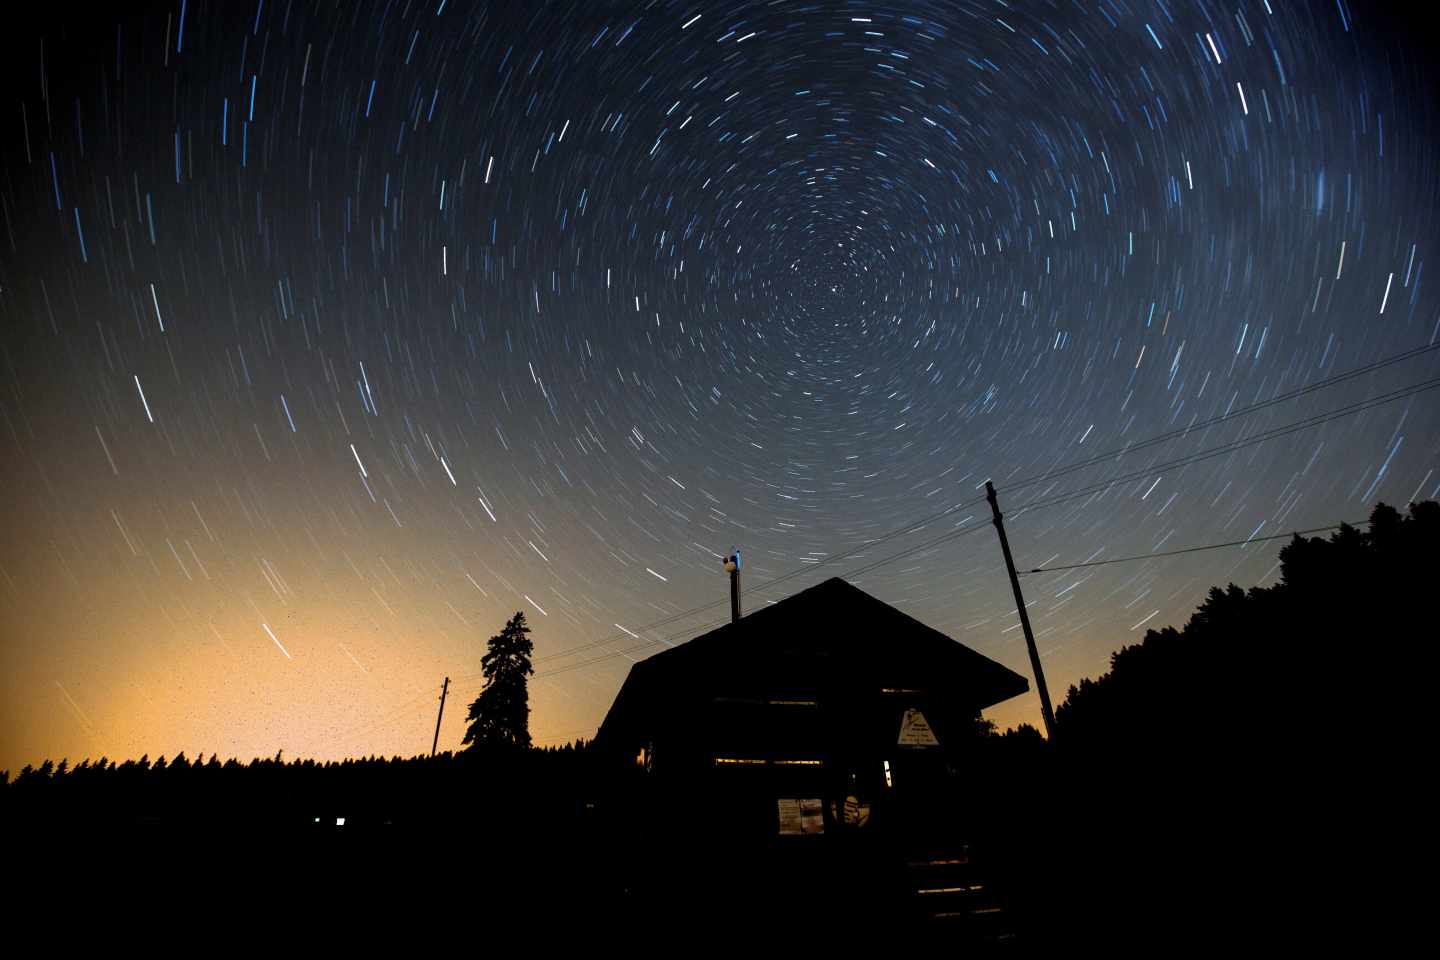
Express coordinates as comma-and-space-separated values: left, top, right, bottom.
973, 499, 1437, 946
3, 501, 1432, 941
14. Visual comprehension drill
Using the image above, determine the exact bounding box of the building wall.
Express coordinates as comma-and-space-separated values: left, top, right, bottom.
612, 682, 987, 845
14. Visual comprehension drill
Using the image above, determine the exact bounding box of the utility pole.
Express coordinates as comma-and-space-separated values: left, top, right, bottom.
985, 482, 1058, 741
723, 548, 742, 623
431, 676, 450, 757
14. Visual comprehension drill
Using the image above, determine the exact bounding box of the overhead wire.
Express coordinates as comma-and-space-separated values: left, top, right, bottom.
998, 340, 1440, 500
311, 683, 444, 752
1018, 522, 1368, 575
518, 373, 1440, 676
521, 342, 1440, 669
340, 350, 1440, 754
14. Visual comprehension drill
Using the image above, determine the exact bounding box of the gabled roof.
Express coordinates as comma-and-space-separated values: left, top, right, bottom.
596, 577, 1028, 747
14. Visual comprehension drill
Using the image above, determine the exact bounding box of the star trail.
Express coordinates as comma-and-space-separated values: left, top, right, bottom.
1, 0, 1436, 772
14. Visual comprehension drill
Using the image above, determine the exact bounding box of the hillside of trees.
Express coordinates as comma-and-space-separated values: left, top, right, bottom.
970, 500, 1436, 945
1055, 499, 1435, 760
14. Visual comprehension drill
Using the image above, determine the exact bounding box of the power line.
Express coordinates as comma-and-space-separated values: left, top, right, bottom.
329, 514, 1367, 752
529, 527, 1005, 680
313, 683, 444, 752
536, 615, 733, 680
1018, 522, 1368, 575
1004, 377, 1440, 518
331, 525, 991, 747
526, 525, 998, 680
998, 341, 1440, 500
339, 353, 1440, 755
525, 494, 986, 667
520, 373, 1440, 678
521, 343, 1440, 669
754, 375, 1436, 613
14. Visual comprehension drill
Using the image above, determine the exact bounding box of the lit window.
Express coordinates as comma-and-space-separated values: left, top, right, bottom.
883, 759, 893, 788
336, 817, 346, 826
715, 757, 823, 767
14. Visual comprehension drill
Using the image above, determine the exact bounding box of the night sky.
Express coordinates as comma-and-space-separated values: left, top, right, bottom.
1, 0, 1436, 774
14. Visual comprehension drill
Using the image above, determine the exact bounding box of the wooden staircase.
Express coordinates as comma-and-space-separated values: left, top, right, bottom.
899, 843, 1021, 944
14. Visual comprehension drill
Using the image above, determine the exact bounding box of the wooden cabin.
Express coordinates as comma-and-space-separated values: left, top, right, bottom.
594, 577, 1029, 849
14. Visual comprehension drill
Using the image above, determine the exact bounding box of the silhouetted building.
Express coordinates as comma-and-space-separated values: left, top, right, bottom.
595, 577, 1028, 843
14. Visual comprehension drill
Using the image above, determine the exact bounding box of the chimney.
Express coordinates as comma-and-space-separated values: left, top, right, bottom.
723, 549, 741, 623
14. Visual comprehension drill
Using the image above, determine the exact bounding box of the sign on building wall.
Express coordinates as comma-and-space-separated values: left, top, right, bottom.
778, 798, 825, 835
897, 707, 940, 747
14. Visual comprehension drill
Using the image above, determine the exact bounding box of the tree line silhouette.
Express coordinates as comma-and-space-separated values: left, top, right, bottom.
1055, 499, 1436, 753
0, 742, 592, 829
962, 500, 1436, 946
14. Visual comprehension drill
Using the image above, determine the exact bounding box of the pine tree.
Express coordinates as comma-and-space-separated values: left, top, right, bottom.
461, 611, 535, 751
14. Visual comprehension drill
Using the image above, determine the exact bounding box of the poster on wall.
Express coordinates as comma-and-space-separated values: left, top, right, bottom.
800, 798, 824, 834
778, 798, 825, 834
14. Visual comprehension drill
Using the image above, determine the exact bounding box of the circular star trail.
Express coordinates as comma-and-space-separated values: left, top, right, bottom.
1, 0, 1436, 769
